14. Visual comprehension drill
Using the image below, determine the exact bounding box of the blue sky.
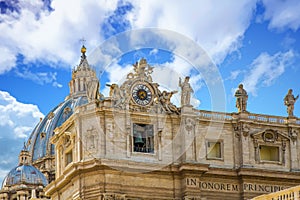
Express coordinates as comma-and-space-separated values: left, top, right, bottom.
0, 0, 300, 184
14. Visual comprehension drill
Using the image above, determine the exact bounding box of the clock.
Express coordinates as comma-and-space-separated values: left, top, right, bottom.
131, 83, 153, 106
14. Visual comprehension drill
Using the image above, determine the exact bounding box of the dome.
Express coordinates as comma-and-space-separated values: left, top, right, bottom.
2, 165, 48, 188
26, 46, 98, 163
27, 96, 88, 161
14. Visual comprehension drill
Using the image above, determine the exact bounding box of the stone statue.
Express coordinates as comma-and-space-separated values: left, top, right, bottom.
179, 76, 194, 106
284, 89, 299, 117
107, 83, 123, 107
159, 90, 179, 114
86, 78, 100, 102
133, 58, 153, 81
235, 84, 248, 112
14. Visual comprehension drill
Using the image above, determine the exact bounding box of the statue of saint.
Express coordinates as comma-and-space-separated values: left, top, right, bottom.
284, 89, 299, 117
235, 84, 248, 112
179, 76, 194, 106
86, 78, 100, 102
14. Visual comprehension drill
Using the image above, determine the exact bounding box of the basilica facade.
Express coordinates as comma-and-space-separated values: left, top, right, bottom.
1, 46, 300, 200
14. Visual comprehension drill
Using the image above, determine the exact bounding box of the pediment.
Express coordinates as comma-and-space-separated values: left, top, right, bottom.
251, 129, 289, 143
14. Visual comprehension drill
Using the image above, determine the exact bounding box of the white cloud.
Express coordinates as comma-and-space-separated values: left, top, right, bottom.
0, 0, 119, 74
13, 126, 33, 138
52, 82, 63, 88
242, 50, 295, 96
0, 91, 44, 139
0, 90, 44, 184
15, 68, 62, 87
262, 0, 300, 31
0, 46, 17, 74
149, 48, 158, 56
106, 63, 133, 84
127, 0, 257, 64
227, 70, 243, 81
0, 0, 260, 78
281, 35, 296, 49
101, 62, 133, 97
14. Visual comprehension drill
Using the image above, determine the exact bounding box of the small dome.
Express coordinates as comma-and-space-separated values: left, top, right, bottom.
27, 96, 88, 161
2, 165, 48, 188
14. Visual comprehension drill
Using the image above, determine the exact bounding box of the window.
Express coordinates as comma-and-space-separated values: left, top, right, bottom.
65, 151, 73, 166
133, 123, 154, 153
260, 145, 279, 162
206, 141, 223, 159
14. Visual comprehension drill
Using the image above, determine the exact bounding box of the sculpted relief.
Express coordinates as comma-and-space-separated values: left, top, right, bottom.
86, 126, 98, 150
105, 59, 182, 114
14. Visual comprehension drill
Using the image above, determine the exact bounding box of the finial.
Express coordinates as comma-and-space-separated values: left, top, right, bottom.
80, 37, 87, 58
81, 45, 86, 54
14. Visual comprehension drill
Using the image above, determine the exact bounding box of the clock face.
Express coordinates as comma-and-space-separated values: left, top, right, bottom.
131, 83, 153, 106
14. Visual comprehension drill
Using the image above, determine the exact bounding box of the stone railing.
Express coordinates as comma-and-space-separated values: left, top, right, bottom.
194, 110, 300, 126
247, 113, 288, 124
195, 110, 233, 121
251, 185, 300, 200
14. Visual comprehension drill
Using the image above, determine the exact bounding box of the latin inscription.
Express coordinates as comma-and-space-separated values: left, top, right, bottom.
186, 178, 286, 193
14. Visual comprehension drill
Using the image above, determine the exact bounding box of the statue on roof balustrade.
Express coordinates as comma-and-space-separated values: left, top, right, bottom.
179, 76, 194, 107
235, 84, 248, 113
284, 89, 299, 117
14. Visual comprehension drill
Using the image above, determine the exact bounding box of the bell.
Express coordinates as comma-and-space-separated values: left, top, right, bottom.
134, 132, 144, 144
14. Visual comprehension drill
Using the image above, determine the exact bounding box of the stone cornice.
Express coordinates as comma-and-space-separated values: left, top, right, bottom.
237, 166, 300, 180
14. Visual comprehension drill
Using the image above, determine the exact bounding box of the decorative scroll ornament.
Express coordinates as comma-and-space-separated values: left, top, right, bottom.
262, 129, 278, 143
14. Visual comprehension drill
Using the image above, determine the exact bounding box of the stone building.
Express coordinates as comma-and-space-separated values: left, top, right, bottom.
1, 46, 300, 200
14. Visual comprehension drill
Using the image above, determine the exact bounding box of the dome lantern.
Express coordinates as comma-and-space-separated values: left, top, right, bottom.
18, 143, 31, 166
68, 45, 100, 99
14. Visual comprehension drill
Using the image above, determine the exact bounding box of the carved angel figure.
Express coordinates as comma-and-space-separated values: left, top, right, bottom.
159, 90, 179, 114
107, 83, 123, 107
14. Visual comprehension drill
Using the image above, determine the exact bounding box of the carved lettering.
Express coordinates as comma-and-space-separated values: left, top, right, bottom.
187, 178, 197, 186
186, 178, 287, 193
232, 184, 239, 191
243, 183, 285, 193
